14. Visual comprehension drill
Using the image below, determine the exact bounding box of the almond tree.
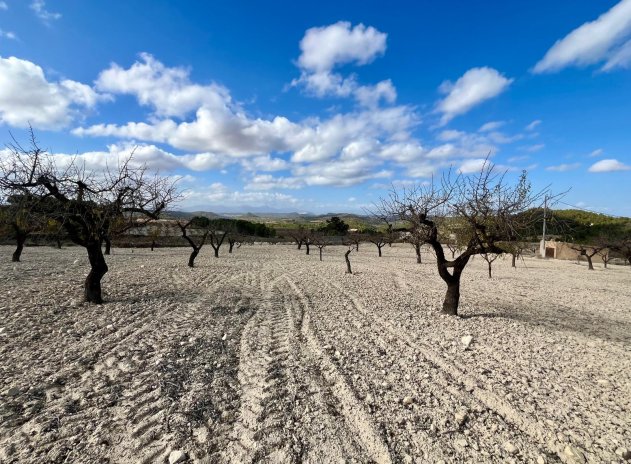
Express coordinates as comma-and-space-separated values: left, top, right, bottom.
178, 217, 210, 267
0, 131, 179, 303
481, 252, 500, 278
376, 161, 550, 316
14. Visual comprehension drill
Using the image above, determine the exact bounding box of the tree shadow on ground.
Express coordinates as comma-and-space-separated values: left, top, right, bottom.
461, 304, 630, 345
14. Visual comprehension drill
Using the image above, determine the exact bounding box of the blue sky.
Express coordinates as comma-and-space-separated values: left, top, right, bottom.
1, 1, 630, 214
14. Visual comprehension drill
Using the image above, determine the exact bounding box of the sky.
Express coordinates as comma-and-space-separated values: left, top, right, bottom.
0, 0, 630, 214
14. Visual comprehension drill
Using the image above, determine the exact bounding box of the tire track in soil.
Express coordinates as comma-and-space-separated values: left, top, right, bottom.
3, 269, 252, 464
282, 276, 393, 464
226, 275, 392, 464
319, 275, 568, 460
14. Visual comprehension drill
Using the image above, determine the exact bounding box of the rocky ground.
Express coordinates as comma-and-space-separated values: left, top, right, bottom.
0, 243, 629, 463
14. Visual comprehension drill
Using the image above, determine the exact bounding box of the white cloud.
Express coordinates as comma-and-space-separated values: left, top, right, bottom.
534, 0, 631, 73
458, 158, 489, 174
436, 67, 513, 124
30, 0, 61, 22
50, 143, 228, 173
588, 148, 604, 157
292, 22, 396, 108
588, 158, 631, 172
479, 120, 505, 132
244, 174, 302, 191
96, 53, 230, 118
545, 163, 581, 172
0, 56, 106, 129
297, 21, 387, 73
240, 155, 289, 172
183, 182, 299, 210
525, 119, 542, 131
0, 2, 8, 10
0, 29, 16, 40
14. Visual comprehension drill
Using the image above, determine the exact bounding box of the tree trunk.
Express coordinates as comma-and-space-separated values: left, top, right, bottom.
319, 248, 323, 261
213, 247, 219, 258
56, 237, 62, 249
12, 232, 27, 262
104, 237, 111, 255
297, 241, 303, 250
355, 242, 359, 252
586, 255, 594, 270
229, 241, 235, 253
151, 240, 156, 251
188, 249, 199, 267
305, 243, 310, 255
345, 250, 352, 274
511, 254, 516, 268
85, 241, 109, 304
377, 245, 382, 257
415, 243, 422, 264
441, 279, 461, 316
488, 262, 492, 278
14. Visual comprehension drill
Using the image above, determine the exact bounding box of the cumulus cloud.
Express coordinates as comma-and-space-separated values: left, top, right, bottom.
49, 143, 228, 173
292, 22, 396, 108
96, 53, 230, 118
588, 158, 631, 172
297, 21, 387, 72
545, 163, 581, 172
30, 0, 61, 22
0, 56, 107, 129
534, 0, 631, 73
458, 158, 489, 174
436, 67, 513, 124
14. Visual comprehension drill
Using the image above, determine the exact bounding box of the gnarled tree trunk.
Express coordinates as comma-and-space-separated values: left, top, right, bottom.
586, 254, 594, 270
188, 249, 200, 268
305, 242, 310, 255
85, 240, 109, 304
415, 243, 422, 264
442, 278, 461, 316
103, 236, 112, 255
12, 230, 27, 262
345, 249, 352, 274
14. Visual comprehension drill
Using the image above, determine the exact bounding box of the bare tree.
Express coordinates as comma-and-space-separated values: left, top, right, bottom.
406, 230, 424, 264
312, 233, 329, 261
0, 194, 43, 262
209, 228, 228, 258
610, 237, 631, 266
481, 253, 500, 278
569, 243, 606, 270
287, 226, 308, 250
502, 240, 529, 268
178, 218, 209, 267
228, 234, 242, 253
367, 233, 386, 257
344, 247, 353, 274
375, 161, 550, 316
347, 233, 363, 252
0, 131, 179, 303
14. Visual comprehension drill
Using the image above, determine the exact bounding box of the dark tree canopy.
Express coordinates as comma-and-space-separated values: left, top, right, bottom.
319, 216, 350, 235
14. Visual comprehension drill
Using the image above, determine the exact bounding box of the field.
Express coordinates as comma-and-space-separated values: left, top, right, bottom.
0, 244, 630, 463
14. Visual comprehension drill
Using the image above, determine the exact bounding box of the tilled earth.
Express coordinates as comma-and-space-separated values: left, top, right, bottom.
0, 244, 629, 463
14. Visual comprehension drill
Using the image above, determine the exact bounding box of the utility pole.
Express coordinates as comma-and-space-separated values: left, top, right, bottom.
540, 194, 547, 258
